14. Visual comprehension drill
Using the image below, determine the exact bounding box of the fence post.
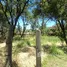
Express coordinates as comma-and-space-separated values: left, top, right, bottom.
36, 29, 41, 67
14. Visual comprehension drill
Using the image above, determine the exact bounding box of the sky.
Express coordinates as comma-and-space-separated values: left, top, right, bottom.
18, 17, 56, 30
18, 1, 56, 29
46, 20, 56, 27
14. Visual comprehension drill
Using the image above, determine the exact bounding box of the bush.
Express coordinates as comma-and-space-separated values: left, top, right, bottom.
16, 43, 23, 48
26, 41, 31, 46
16, 41, 27, 48
13, 35, 22, 41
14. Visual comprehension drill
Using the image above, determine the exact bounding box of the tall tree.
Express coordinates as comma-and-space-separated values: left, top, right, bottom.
39, 0, 67, 44
0, 0, 29, 67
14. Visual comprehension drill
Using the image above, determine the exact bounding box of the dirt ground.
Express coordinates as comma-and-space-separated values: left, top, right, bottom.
13, 46, 47, 67
0, 43, 47, 67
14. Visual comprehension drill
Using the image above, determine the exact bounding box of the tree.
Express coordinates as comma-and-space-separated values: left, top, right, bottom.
0, 11, 8, 42
21, 15, 27, 37
0, 0, 29, 67
39, 0, 67, 44
32, 1, 48, 35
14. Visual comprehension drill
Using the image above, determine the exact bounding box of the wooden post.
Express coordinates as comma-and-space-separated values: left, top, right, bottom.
36, 29, 41, 67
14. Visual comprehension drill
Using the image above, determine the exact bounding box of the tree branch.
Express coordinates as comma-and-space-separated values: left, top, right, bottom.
14, 0, 29, 26
9, 0, 13, 25
0, 2, 10, 25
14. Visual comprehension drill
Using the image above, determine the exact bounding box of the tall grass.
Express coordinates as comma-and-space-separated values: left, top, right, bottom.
41, 36, 61, 45
13, 35, 61, 46
49, 45, 64, 55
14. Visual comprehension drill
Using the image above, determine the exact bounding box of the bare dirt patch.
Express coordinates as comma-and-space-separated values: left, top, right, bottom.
13, 46, 47, 67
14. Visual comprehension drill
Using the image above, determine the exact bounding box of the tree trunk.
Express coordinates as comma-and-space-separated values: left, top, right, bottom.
21, 17, 26, 37
5, 25, 14, 67
58, 20, 67, 44
62, 28, 67, 44
21, 26, 26, 37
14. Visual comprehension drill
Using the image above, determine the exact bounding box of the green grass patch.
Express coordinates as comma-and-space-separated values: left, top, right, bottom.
13, 35, 61, 47
42, 54, 67, 67
49, 45, 64, 55
41, 36, 61, 45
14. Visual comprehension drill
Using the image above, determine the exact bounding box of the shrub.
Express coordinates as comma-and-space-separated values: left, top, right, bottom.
26, 41, 31, 46
13, 35, 22, 41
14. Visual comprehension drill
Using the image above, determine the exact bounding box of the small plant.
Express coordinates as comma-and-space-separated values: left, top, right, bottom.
16, 43, 23, 48
42, 59, 47, 67
16, 41, 26, 48
50, 45, 57, 55
26, 41, 31, 46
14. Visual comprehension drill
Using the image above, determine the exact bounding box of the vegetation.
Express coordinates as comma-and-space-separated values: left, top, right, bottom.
42, 54, 67, 67
0, 0, 67, 67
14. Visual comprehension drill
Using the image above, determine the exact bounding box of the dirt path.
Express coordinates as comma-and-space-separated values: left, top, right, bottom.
13, 46, 47, 67
0, 43, 47, 67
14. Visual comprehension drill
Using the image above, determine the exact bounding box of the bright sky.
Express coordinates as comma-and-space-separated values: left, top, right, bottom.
18, 17, 56, 30
46, 20, 56, 27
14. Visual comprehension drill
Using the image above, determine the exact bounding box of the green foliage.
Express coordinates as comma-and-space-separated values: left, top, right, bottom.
32, 0, 67, 44
26, 41, 31, 46
13, 35, 35, 46
50, 45, 64, 55
40, 0, 67, 19
14, 34, 61, 46
13, 34, 62, 48
13, 35, 22, 41
0, 12, 8, 42
13, 40, 27, 55
42, 54, 67, 67
45, 28, 57, 36
16, 42, 24, 48
41, 35, 61, 45
33, 8, 41, 18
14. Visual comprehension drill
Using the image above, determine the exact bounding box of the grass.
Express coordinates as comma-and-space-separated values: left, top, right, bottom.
49, 44, 64, 55
42, 54, 67, 67
41, 35, 61, 45
0, 34, 67, 67
12, 35, 67, 67
12, 35, 63, 55
13, 35, 61, 47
